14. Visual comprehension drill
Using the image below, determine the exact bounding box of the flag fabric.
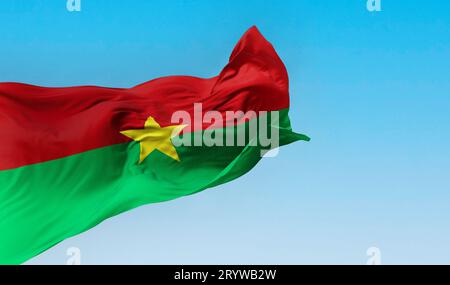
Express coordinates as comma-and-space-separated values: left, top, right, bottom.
0, 26, 309, 264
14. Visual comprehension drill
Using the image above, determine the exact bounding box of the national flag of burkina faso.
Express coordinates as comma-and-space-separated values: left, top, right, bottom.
0, 27, 309, 264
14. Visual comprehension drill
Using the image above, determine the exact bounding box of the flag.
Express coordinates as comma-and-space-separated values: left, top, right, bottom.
0, 26, 309, 264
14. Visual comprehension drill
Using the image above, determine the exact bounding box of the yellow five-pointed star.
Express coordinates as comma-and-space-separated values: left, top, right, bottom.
120, 116, 186, 163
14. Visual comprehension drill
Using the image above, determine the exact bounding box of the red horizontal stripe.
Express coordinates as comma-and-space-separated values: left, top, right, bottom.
0, 26, 290, 170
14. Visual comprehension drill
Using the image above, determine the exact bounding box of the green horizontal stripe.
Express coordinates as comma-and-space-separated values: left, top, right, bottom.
0, 109, 309, 264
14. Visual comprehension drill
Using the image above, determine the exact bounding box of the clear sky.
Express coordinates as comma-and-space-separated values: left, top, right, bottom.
1, 0, 449, 264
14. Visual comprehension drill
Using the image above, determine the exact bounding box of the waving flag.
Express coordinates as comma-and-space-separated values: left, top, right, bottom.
0, 27, 309, 264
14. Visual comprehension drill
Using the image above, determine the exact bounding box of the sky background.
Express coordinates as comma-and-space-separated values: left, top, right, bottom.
0, 0, 449, 264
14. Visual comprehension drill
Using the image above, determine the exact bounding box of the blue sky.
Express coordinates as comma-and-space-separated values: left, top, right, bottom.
1, 0, 449, 264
